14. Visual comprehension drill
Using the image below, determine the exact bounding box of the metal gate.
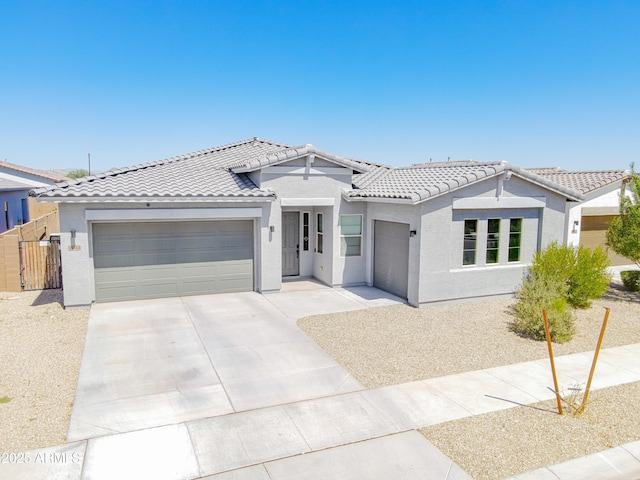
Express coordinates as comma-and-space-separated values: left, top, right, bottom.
19, 239, 62, 290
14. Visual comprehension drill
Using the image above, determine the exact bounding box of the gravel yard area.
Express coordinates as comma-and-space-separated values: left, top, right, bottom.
0, 289, 89, 453
298, 284, 640, 388
298, 283, 640, 480
421, 382, 640, 480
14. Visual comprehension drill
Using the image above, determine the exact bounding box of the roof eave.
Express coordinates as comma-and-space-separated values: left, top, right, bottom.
32, 194, 276, 203
507, 166, 585, 202
342, 193, 416, 205
231, 146, 371, 174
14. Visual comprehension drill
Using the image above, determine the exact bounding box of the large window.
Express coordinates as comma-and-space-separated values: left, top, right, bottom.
340, 215, 362, 257
463, 219, 478, 265
316, 213, 323, 254
509, 218, 522, 262
486, 219, 500, 264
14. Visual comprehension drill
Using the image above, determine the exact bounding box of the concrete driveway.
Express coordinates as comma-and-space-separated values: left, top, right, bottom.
68, 281, 402, 442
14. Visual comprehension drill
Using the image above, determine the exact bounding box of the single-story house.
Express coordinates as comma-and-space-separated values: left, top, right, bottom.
527, 167, 633, 265
31, 138, 584, 308
0, 160, 70, 232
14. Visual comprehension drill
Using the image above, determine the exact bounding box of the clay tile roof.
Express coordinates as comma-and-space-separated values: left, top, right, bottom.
346, 162, 508, 202
31, 138, 292, 199
526, 169, 631, 194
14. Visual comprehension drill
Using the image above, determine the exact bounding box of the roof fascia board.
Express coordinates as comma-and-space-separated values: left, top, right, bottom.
342, 194, 415, 205
34, 196, 275, 204
233, 149, 369, 174
507, 167, 584, 201
85, 207, 263, 222
1, 186, 32, 192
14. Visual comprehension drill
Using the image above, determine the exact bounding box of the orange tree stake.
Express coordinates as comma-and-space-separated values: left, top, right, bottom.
577, 307, 611, 414
543, 309, 563, 415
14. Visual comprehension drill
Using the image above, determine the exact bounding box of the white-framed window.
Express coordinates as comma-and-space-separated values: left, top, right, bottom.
316, 213, 323, 254
463, 219, 478, 265
339, 214, 362, 257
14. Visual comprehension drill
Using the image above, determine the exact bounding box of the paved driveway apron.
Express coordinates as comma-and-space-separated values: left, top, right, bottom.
68, 284, 401, 441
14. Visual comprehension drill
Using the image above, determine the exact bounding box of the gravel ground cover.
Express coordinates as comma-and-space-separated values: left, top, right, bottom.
421, 382, 640, 480
298, 283, 640, 480
298, 284, 640, 388
0, 289, 89, 453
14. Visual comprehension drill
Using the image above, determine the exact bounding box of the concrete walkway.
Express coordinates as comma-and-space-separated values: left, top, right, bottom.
2, 284, 640, 479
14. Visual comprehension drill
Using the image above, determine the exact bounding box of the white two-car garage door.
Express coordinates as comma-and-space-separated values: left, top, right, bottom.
92, 220, 254, 302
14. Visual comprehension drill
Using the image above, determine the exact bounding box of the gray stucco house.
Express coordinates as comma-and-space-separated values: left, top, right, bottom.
32, 138, 583, 308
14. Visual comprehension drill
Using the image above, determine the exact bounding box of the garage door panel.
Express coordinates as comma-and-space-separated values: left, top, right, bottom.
93, 221, 254, 302
94, 223, 134, 235
374, 220, 409, 300
579, 215, 632, 266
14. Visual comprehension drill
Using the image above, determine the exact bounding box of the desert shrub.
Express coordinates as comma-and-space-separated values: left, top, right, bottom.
530, 242, 575, 284
529, 242, 611, 308
513, 275, 575, 343
568, 246, 612, 307
621, 270, 640, 292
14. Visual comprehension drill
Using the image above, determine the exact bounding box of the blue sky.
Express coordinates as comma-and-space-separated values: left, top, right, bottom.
1, 0, 639, 172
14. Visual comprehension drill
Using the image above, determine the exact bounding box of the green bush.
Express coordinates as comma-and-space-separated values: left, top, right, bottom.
529, 242, 611, 308
621, 270, 640, 292
513, 275, 575, 343
569, 246, 612, 307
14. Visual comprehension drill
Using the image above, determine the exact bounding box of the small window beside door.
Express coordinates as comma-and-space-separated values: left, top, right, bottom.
316, 213, 323, 254
302, 212, 309, 251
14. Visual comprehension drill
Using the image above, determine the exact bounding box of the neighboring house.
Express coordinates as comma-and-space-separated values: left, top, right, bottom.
527, 168, 633, 265
31, 138, 583, 308
0, 160, 70, 227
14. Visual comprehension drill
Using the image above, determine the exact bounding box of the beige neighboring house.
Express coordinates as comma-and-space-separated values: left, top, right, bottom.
527, 167, 633, 265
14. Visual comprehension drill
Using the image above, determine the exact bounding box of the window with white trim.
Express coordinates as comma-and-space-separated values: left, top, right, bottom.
339, 214, 362, 257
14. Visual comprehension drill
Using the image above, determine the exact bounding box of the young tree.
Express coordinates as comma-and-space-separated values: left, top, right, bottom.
606, 165, 640, 267
67, 169, 90, 179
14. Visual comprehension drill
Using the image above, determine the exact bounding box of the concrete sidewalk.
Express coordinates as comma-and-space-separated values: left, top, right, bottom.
3, 342, 640, 479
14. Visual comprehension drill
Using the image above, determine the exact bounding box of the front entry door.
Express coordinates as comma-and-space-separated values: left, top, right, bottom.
282, 212, 300, 276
